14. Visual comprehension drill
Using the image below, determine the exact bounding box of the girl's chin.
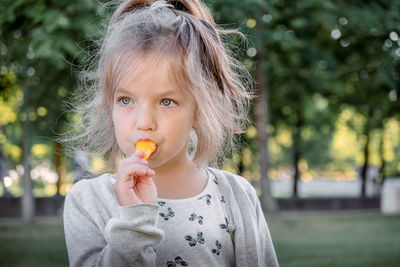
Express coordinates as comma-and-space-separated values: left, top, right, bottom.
147, 146, 158, 159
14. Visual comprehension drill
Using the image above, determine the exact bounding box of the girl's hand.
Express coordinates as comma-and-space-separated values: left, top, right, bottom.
113, 151, 157, 206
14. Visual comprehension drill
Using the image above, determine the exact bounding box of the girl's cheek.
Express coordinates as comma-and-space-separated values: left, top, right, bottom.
113, 107, 129, 122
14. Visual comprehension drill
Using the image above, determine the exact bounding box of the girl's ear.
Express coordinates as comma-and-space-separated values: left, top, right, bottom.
192, 105, 199, 128
192, 119, 199, 128
192, 110, 199, 128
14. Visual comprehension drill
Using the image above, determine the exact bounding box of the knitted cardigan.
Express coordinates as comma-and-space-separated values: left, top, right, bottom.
63, 167, 279, 266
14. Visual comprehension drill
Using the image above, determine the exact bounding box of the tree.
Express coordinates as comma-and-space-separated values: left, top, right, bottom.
329, 0, 400, 197
0, 0, 100, 221
263, 0, 340, 197
208, 0, 277, 211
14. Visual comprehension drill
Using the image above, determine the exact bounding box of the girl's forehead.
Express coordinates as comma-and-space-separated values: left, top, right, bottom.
117, 55, 170, 91
112, 51, 190, 98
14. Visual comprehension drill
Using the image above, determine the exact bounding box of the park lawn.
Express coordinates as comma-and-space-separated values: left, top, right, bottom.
268, 212, 400, 267
0, 212, 399, 266
0, 218, 68, 267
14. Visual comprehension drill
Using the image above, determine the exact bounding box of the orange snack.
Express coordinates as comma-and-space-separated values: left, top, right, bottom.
135, 140, 157, 160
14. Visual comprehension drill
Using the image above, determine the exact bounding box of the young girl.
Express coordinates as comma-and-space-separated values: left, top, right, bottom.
63, 0, 279, 266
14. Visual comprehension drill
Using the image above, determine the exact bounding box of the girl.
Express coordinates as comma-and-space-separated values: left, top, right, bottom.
63, 0, 279, 266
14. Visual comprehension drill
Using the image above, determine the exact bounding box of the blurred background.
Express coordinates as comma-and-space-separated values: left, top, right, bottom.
0, 0, 399, 266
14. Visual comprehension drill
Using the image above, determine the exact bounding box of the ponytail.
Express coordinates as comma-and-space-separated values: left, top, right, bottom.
111, 0, 215, 26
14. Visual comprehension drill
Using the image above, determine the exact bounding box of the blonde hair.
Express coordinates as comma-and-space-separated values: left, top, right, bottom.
63, 0, 253, 175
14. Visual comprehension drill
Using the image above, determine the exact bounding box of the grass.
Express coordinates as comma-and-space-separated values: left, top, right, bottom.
0, 212, 399, 266
0, 217, 68, 267
268, 212, 400, 267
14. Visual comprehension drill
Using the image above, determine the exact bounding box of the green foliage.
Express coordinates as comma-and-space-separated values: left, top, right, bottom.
0, 67, 23, 162
211, 0, 400, 178
1, 0, 400, 196
0, 0, 101, 169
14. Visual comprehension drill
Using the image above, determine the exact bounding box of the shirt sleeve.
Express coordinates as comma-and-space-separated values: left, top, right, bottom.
63, 188, 164, 267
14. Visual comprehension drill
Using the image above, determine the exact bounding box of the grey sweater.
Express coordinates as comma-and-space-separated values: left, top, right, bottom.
63, 167, 279, 266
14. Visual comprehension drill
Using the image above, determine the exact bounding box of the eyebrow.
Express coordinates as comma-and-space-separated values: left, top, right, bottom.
114, 88, 180, 98
157, 90, 180, 98
114, 88, 131, 96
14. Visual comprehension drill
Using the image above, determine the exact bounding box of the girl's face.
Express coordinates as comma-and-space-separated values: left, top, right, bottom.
112, 54, 197, 169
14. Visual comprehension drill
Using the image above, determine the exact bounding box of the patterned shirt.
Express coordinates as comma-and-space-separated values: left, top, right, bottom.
154, 168, 235, 267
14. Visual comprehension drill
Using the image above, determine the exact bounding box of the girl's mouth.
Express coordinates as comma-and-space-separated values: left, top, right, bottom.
135, 140, 157, 160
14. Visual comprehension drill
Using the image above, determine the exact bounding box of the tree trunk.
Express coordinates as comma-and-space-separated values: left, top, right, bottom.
22, 81, 34, 221
292, 147, 300, 198
377, 121, 385, 197
55, 140, 64, 195
360, 132, 369, 198
379, 123, 385, 182
253, 53, 277, 212
360, 109, 372, 198
292, 109, 303, 198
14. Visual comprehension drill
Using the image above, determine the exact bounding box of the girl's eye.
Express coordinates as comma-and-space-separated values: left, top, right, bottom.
120, 97, 131, 105
161, 99, 176, 107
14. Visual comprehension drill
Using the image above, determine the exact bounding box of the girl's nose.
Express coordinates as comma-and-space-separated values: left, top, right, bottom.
135, 104, 156, 131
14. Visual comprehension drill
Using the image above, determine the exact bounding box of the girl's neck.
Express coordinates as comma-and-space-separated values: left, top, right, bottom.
152, 153, 207, 199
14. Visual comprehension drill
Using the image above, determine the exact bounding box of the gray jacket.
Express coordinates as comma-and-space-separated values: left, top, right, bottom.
63, 167, 279, 266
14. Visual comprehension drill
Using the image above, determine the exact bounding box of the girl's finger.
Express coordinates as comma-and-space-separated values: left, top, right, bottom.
118, 153, 148, 170
135, 175, 155, 186
131, 150, 146, 159
117, 164, 155, 183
